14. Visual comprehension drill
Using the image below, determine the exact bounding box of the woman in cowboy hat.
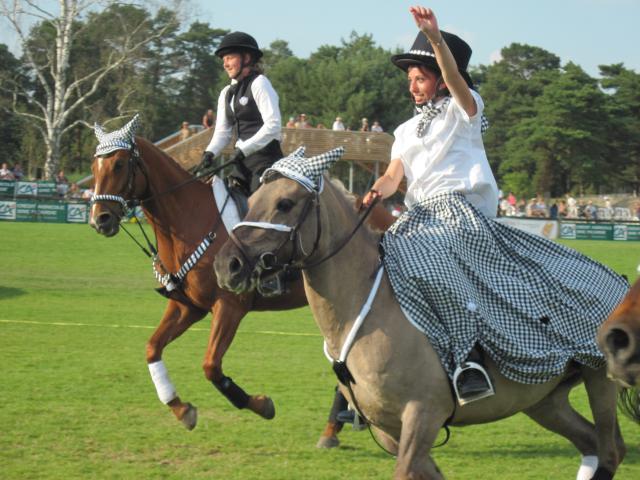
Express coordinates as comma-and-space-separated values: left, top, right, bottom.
198, 31, 283, 197
362, 6, 627, 407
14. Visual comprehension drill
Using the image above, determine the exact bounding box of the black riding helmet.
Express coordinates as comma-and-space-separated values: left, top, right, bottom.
215, 31, 263, 60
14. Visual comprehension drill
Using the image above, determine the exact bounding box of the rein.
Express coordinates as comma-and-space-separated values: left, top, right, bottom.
90, 143, 231, 300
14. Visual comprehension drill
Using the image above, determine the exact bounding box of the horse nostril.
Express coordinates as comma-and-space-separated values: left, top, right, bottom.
229, 256, 243, 274
606, 328, 630, 354
96, 212, 112, 226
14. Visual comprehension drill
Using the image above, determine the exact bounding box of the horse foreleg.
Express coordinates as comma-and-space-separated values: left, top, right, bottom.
523, 377, 598, 479
146, 300, 205, 430
582, 366, 626, 479
203, 295, 275, 419
394, 400, 448, 480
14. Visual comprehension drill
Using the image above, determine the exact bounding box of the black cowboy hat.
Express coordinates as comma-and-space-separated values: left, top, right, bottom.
215, 31, 263, 59
391, 31, 473, 88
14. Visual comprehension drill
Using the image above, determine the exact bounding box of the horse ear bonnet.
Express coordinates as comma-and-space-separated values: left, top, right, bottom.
94, 113, 141, 156
261, 146, 345, 192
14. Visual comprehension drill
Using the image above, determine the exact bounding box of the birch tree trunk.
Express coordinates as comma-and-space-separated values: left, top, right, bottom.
0, 0, 180, 179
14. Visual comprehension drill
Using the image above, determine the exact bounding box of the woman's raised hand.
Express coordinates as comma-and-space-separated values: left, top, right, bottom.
409, 6, 440, 41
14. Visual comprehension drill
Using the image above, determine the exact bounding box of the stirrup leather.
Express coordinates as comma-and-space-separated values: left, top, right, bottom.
452, 361, 495, 406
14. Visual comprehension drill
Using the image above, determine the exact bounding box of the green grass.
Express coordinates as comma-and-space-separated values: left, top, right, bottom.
0, 222, 639, 479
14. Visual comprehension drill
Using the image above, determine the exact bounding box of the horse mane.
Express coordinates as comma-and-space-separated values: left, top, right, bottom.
325, 175, 387, 239
135, 136, 192, 176
618, 388, 640, 424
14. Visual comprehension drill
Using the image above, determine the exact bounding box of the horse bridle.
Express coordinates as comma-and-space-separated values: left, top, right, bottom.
228, 190, 322, 276
229, 184, 379, 277
90, 145, 149, 219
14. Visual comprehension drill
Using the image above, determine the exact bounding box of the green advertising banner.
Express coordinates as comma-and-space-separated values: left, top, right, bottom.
559, 222, 640, 241
1, 199, 89, 223
0, 200, 16, 220
13, 181, 59, 198
15, 200, 38, 221
612, 224, 640, 241
37, 201, 67, 222
36, 181, 58, 197
66, 203, 89, 223
0, 180, 15, 196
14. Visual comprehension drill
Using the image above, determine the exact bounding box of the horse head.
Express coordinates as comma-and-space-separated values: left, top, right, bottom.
214, 146, 350, 293
89, 114, 148, 236
598, 277, 640, 388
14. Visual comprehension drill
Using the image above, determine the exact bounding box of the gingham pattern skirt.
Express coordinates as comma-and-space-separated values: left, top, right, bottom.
381, 192, 628, 384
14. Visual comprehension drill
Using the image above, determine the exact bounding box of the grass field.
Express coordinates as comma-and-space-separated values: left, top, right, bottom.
1, 222, 639, 479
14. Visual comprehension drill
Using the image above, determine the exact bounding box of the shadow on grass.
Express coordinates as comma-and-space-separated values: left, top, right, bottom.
0, 286, 26, 300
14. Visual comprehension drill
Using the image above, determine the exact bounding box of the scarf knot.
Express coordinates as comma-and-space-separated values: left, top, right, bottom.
414, 97, 490, 137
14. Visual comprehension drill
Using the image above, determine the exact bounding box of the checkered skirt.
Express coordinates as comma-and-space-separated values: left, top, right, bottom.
381, 192, 628, 384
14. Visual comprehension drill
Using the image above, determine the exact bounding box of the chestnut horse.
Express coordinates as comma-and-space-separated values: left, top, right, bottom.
214, 166, 627, 479
598, 278, 640, 423
89, 135, 393, 430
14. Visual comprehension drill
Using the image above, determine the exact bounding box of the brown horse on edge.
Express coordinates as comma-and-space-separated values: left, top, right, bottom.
89, 135, 394, 430
598, 278, 640, 423
214, 164, 628, 479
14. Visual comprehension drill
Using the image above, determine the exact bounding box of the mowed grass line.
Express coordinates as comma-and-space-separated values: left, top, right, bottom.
0, 222, 638, 479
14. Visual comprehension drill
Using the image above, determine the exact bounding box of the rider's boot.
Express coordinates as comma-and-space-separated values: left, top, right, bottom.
453, 346, 495, 406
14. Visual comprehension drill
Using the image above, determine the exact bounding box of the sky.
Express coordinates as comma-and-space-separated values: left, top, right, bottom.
1, 0, 638, 78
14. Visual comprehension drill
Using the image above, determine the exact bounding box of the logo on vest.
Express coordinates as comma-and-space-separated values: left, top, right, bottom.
238, 96, 249, 106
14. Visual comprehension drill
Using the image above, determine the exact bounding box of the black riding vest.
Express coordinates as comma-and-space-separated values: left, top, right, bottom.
224, 72, 281, 157
223, 72, 283, 193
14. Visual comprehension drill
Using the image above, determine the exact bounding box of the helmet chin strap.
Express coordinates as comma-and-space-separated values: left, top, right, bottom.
232, 52, 252, 80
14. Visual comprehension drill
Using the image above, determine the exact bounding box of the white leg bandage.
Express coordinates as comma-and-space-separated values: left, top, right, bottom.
576, 455, 598, 480
148, 360, 177, 404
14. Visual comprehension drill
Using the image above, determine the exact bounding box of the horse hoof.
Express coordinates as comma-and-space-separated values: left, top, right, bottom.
180, 403, 198, 430
258, 396, 276, 420
316, 435, 340, 449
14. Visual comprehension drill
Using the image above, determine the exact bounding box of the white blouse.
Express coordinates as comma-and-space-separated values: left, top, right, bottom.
205, 74, 282, 157
392, 89, 498, 218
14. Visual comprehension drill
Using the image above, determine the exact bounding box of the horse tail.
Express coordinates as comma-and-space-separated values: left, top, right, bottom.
617, 387, 640, 424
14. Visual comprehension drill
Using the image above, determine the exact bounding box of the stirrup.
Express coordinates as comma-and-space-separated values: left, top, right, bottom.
452, 361, 495, 406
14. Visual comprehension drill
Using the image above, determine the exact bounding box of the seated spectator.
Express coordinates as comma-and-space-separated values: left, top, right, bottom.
298, 113, 312, 128
565, 193, 578, 218
12, 163, 24, 181
549, 203, 558, 219
286, 116, 296, 128
534, 195, 548, 217
202, 109, 215, 129
179, 121, 192, 141
360, 117, 369, 132
371, 120, 384, 132
584, 201, 598, 220
55, 169, 70, 196
557, 200, 567, 218
66, 182, 83, 199
82, 187, 94, 200
332, 116, 345, 131
316, 123, 326, 129
0, 162, 15, 180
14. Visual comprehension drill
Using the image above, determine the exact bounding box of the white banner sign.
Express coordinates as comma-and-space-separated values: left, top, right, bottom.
495, 217, 559, 239
0, 201, 17, 220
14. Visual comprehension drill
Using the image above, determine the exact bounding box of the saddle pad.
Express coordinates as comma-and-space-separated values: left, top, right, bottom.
211, 176, 241, 233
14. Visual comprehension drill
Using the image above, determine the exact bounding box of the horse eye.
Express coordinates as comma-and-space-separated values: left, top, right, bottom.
114, 160, 124, 171
276, 198, 294, 213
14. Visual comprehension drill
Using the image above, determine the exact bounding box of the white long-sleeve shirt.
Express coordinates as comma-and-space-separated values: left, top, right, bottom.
205, 74, 282, 157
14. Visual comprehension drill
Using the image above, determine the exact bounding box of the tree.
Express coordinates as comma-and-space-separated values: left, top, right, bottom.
600, 64, 640, 194
0, 0, 181, 179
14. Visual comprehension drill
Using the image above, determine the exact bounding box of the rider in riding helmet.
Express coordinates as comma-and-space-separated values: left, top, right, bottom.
199, 32, 283, 199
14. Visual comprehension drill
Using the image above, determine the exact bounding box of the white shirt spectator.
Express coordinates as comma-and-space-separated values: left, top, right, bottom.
332, 117, 345, 131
